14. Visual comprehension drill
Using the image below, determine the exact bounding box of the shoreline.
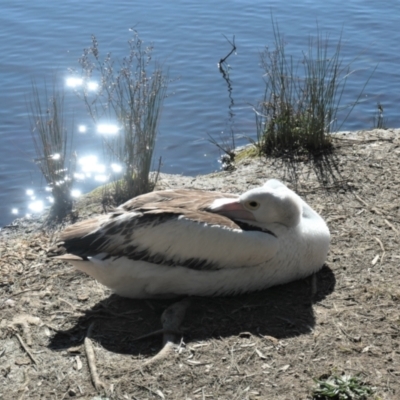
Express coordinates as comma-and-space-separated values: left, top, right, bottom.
1, 127, 398, 234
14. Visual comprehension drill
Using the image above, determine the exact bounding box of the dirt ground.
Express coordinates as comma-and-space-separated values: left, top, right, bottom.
1, 128, 400, 400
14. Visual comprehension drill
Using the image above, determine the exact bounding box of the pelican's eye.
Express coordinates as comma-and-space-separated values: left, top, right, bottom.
245, 200, 260, 210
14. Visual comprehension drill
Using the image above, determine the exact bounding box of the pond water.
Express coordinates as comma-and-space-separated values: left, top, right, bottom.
1, 0, 399, 227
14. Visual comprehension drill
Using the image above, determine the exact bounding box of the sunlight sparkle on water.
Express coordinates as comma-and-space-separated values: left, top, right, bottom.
28, 200, 44, 213
74, 172, 86, 180
78, 125, 87, 133
97, 123, 119, 135
87, 81, 99, 91
78, 155, 98, 171
78, 155, 106, 176
111, 163, 123, 173
73, 154, 125, 188
11, 208, 18, 215
26, 189, 34, 196
71, 189, 81, 198
66, 77, 83, 88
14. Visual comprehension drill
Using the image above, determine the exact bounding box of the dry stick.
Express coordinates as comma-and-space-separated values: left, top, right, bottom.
374, 237, 386, 266
384, 219, 400, 235
14, 333, 37, 365
84, 322, 105, 391
354, 194, 385, 220
59, 297, 75, 309
141, 298, 191, 368
335, 324, 361, 343
374, 237, 385, 252
354, 194, 369, 207
218, 35, 236, 68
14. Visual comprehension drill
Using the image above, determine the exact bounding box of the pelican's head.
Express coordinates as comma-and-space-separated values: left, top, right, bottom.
209, 180, 302, 228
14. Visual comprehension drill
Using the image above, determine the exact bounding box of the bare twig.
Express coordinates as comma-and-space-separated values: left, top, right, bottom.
218, 35, 236, 68
354, 194, 369, 207
84, 323, 105, 391
335, 324, 361, 343
384, 219, 399, 235
212, 35, 237, 159
14, 333, 38, 365
374, 236, 386, 266
374, 237, 385, 252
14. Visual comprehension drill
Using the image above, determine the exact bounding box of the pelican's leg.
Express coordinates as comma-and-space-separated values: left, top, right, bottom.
160, 297, 191, 345
140, 297, 191, 368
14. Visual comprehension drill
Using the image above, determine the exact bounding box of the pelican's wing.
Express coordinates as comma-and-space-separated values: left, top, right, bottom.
57, 190, 277, 271
118, 189, 237, 214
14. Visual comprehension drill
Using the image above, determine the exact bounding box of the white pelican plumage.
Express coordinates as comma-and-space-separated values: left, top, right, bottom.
55, 179, 330, 298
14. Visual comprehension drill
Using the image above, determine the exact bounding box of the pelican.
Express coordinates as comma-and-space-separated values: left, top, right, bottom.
55, 179, 330, 298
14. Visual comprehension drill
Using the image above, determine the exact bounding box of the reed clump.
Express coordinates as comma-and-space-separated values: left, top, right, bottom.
77, 32, 168, 205
28, 82, 75, 222
255, 23, 370, 158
